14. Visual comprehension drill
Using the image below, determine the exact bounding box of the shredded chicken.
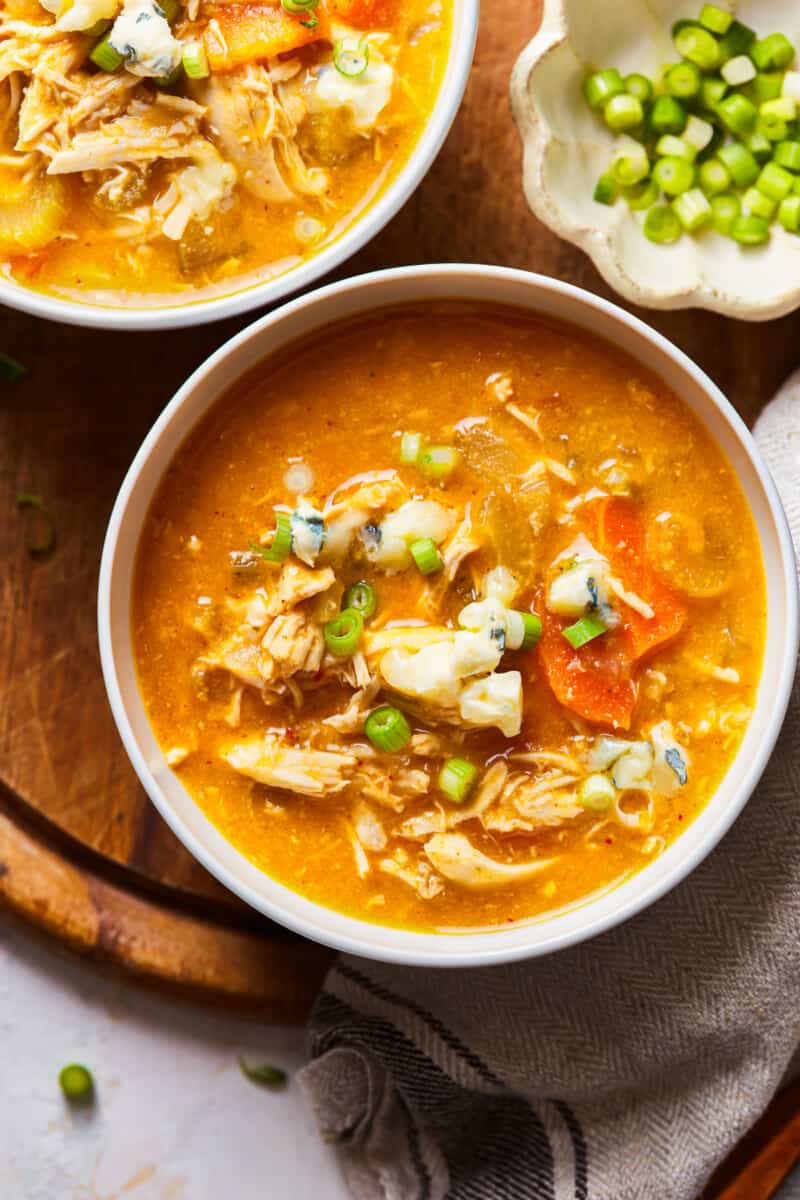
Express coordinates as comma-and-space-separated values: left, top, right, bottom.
423, 834, 555, 890
224, 732, 357, 797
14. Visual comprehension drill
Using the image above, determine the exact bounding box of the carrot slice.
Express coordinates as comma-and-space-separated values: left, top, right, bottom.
538, 612, 636, 731
596, 498, 687, 662
326, 0, 394, 25
205, 3, 328, 71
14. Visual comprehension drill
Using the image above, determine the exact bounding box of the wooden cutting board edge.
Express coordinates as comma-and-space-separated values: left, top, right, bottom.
0, 781, 332, 1021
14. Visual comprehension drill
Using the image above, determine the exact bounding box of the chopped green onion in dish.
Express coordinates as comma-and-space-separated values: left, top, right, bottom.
0, 351, 26, 381
250, 511, 292, 563
154, 63, 183, 89
644, 205, 683, 243
439, 757, 479, 804
729, 214, 771, 244
333, 37, 369, 78
594, 172, 619, 205
238, 1058, 288, 1088
778, 194, 800, 231
517, 612, 543, 651
583, 68, 625, 110
409, 537, 444, 575
578, 774, 616, 813
17, 492, 55, 556
583, 8, 800, 247
324, 607, 364, 657
59, 1064, 94, 1103
563, 614, 607, 649
417, 444, 458, 482
365, 705, 411, 752
182, 42, 209, 80
399, 431, 423, 464
710, 192, 741, 234
673, 187, 712, 231
342, 580, 377, 620
90, 32, 122, 71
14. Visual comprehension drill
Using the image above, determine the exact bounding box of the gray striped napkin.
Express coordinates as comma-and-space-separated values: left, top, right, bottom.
299, 375, 800, 1200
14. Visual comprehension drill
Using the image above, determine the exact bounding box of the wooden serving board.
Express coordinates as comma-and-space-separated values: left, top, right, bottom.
1, 0, 798, 1020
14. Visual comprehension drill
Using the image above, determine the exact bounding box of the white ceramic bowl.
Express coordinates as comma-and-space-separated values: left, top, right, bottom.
511, 0, 800, 319
98, 264, 798, 966
1, 5, 477, 332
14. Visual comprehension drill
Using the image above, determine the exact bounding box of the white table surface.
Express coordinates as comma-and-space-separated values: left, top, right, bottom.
0, 913, 351, 1200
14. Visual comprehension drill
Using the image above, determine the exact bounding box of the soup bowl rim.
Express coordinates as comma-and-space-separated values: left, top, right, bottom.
0, 0, 478, 331
98, 263, 799, 966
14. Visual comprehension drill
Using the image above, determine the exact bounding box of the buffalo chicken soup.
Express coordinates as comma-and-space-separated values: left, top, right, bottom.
133, 305, 765, 931
0, 0, 449, 304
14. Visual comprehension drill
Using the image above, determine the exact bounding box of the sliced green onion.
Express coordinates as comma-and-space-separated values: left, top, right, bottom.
611, 138, 650, 185
583, 68, 625, 110
604, 93, 643, 132
710, 191, 741, 233
624, 72, 652, 103
563, 614, 607, 649
182, 41, 209, 79
593, 172, 619, 205
751, 33, 795, 73
653, 155, 695, 196
517, 611, 543, 651
722, 54, 756, 86
59, 1064, 94, 1103
365, 705, 411, 752
665, 61, 701, 99
90, 32, 123, 71
578, 774, 616, 813
699, 4, 732, 35
756, 160, 794, 200
0, 350, 26, 381
17, 493, 55, 556
717, 140, 760, 186
778, 194, 800, 231
324, 606, 364, 657
745, 128, 773, 162
439, 757, 478, 805
700, 77, 728, 111
399, 431, 422, 464
717, 92, 759, 135
656, 134, 695, 161
761, 96, 796, 121
699, 157, 731, 195
624, 178, 659, 210
696, 123, 724, 162
729, 213, 771, 244
773, 140, 800, 171
644, 204, 683, 243
683, 114, 714, 153
250, 511, 292, 563
649, 95, 687, 135
742, 185, 776, 218
417, 444, 458, 481
752, 70, 785, 104
238, 1058, 288, 1088
717, 19, 755, 62
777, 194, 800, 229
673, 187, 712, 231
674, 24, 721, 71
280, 0, 318, 12
342, 580, 377, 620
409, 537, 443, 576
333, 37, 369, 78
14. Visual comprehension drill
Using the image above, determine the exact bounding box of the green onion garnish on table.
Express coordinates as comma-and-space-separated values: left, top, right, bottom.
59, 1063, 94, 1103
17, 493, 55, 556
583, 4, 800, 247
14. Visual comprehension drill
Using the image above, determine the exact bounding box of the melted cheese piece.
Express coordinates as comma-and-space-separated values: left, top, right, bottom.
363, 499, 455, 570
312, 57, 394, 131
459, 671, 523, 738
380, 630, 501, 709
109, 0, 181, 77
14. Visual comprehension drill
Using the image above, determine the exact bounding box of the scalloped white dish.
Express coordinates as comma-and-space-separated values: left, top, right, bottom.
511, 0, 800, 319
